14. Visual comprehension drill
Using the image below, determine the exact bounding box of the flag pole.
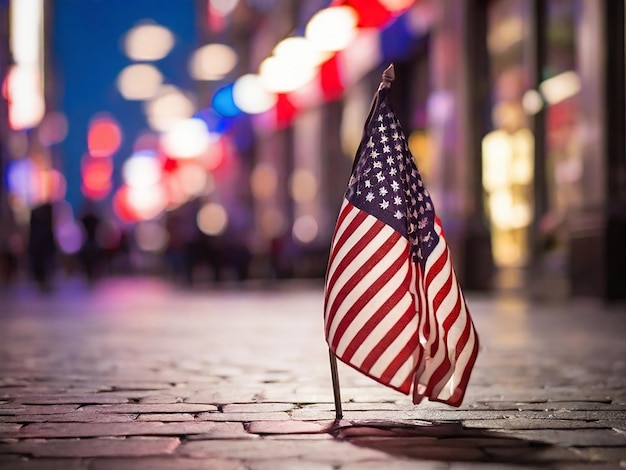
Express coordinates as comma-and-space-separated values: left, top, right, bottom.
328, 349, 343, 420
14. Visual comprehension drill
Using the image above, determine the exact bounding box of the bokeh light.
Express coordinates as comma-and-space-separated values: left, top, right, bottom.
190, 43, 238, 81
55, 219, 84, 255
87, 115, 122, 158
122, 150, 162, 188
209, 0, 239, 16
259, 55, 317, 93
145, 86, 196, 132
175, 162, 210, 197
250, 163, 278, 200
289, 169, 318, 203
124, 22, 174, 61
259, 209, 286, 238
161, 118, 211, 159
113, 184, 167, 222
212, 84, 241, 117
117, 64, 163, 100
38, 111, 68, 146
232, 74, 277, 114
197, 202, 228, 236
81, 156, 113, 200
135, 221, 169, 252
305, 6, 358, 53
292, 215, 318, 244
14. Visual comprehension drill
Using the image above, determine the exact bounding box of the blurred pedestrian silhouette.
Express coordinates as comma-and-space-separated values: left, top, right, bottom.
78, 204, 104, 284
27, 202, 57, 292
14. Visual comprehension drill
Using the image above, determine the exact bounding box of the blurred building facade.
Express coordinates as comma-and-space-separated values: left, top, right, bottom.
0, 0, 624, 300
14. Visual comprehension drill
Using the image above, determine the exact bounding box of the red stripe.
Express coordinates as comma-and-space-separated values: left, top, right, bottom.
334, 245, 408, 355
379, 328, 419, 388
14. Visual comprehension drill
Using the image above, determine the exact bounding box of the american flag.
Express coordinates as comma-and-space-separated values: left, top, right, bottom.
324, 67, 479, 406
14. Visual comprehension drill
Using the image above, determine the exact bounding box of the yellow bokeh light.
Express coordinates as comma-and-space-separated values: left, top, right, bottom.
197, 202, 228, 236
124, 22, 174, 61
250, 163, 278, 200
117, 64, 163, 101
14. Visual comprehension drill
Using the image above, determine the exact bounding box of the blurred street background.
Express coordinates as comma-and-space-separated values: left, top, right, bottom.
0, 0, 625, 300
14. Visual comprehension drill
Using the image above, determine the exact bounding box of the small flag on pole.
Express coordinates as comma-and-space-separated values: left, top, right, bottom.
324, 64, 479, 407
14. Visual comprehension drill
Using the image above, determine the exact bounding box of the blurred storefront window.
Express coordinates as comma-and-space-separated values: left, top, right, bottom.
483, 0, 534, 268
541, 0, 579, 265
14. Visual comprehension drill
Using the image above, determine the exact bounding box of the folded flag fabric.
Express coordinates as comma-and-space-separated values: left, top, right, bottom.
324, 64, 479, 406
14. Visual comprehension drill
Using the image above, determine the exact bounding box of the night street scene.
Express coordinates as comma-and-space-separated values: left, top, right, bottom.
1, 0, 626, 469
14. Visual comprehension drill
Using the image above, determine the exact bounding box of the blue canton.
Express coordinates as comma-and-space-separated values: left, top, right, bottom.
346, 90, 439, 267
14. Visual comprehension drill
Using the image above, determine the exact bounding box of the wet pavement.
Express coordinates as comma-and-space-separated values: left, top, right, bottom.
0, 277, 625, 469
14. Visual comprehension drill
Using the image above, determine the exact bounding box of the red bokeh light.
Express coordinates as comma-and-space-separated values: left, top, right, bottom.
81, 156, 113, 200
88, 115, 122, 158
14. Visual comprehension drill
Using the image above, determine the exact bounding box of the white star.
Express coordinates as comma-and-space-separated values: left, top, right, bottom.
387, 156, 394, 165
391, 181, 400, 191
376, 172, 385, 182
390, 122, 397, 129
380, 135, 389, 143
373, 161, 382, 168
394, 195, 402, 205
378, 124, 387, 133
364, 179, 371, 188
395, 144, 403, 152
380, 200, 390, 210
383, 145, 391, 153
389, 168, 397, 176
392, 132, 400, 141
394, 210, 404, 219
379, 187, 388, 196
366, 192, 375, 202
366, 138, 375, 148
377, 114, 384, 121
370, 150, 379, 159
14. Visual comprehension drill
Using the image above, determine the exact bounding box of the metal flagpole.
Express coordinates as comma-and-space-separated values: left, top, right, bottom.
328, 349, 343, 420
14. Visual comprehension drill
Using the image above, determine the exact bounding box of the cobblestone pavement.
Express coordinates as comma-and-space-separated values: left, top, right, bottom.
0, 278, 625, 469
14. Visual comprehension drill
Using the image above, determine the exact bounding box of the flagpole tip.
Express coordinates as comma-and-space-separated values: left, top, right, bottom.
381, 64, 395, 89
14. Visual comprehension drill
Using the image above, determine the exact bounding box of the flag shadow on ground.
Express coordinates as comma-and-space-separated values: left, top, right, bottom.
329, 420, 570, 465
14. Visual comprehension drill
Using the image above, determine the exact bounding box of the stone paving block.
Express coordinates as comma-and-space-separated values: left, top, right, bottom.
8, 421, 249, 439
185, 389, 266, 404
0, 423, 21, 435
14, 395, 133, 405
178, 439, 388, 463
2, 437, 180, 458
196, 411, 291, 422
136, 413, 195, 422
479, 401, 626, 412
462, 418, 618, 430
483, 444, 584, 463
263, 433, 334, 440
80, 403, 218, 414
247, 420, 332, 435
247, 459, 335, 470
222, 403, 295, 413
0, 413, 138, 423
348, 436, 488, 461
572, 446, 626, 462
0, 455, 88, 469
493, 428, 626, 447
88, 457, 247, 470
0, 405, 79, 415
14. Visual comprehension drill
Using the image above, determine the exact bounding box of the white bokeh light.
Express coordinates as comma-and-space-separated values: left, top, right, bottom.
124, 22, 174, 61
161, 118, 211, 159
232, 74, 277, 114
190, 43, 238, 81
305, 6, 358, 53
117, 64, 163, 100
